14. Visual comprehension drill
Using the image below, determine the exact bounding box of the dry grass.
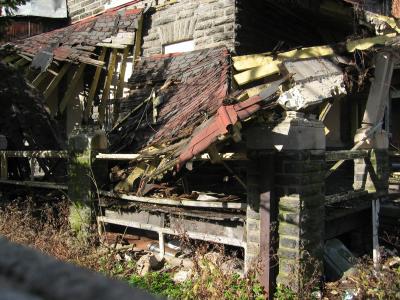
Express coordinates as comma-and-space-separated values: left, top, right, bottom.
0, 191, 99, 270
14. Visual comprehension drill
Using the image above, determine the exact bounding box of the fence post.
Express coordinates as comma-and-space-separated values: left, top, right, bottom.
68, 126, 108, 241
0, 135, 7, 180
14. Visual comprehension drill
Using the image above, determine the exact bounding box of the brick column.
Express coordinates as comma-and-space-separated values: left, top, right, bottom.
246, 111, 326, 294
68, 127, 107, 241
275, 151, 325, 290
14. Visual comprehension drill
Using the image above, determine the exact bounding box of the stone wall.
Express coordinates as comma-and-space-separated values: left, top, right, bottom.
142, 0, 236, 57
67, 0, 108, 22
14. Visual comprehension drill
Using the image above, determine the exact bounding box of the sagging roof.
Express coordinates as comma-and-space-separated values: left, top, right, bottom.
11, 7, 142, 66
109, 46, 231, 153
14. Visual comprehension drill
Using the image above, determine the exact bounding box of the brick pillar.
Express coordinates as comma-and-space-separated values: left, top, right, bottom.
68, 126, 107, 241
246, 111, 326, 294
354, 132, 389, 195
275, 151, 325, 291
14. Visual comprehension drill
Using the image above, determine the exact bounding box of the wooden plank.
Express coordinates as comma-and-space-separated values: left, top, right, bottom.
77, 56, 105, 67
84, 48, 107, 123
234, 61, 281, 86
43, 63, 71, 100
97, 216, 244, 247
99, 190, 246, 210
134, 13, 144, 61
59, 63, 87, 113
0, 153, 7, 180
0, 179, 67, 190
114, 46, 130, 122
2, 54, 20, 63
326, 122, 382, 178
31, 71, 50, 87
1, 150, 68, 159
325, 150, 369, 162
234, 45, 335, 71
99, 49, 118, 124
346, 33, 396, 52
96, 43, 126, 49
325, 190, 369, 205
96, 153, 140, 160
13, 58, 30, 68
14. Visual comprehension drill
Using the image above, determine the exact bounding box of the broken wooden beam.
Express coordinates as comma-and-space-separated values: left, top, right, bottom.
84, 47, 107, 122
96, 153, 140, 160
0, 150, 68, 159
325, 190, 369, 205
0, 179, 68, 190
43, 63, 71, 100
99, 190, 246, 210
59, 63, 87, 113
234, 61, 281, 86
99, 48, 118, 123
325, 150, 370, 162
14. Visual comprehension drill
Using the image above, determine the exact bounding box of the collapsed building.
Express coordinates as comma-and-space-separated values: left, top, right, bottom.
1, 0, 400, 296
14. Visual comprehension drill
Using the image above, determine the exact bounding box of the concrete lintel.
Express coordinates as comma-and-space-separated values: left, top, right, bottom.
247, 112, 326, 151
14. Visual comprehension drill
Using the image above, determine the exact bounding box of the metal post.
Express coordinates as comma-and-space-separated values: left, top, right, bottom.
372, 198, 381, 270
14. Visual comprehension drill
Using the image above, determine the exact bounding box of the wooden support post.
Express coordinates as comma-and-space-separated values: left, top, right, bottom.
113, 46, 130, 122
84, 48, 107, 123
59, 63, 87, 113
134, 14, 144, 61
99, 49, 118, 124
0, 153, 7, 180
43, 63, 71, 100
158, 232, 165, 259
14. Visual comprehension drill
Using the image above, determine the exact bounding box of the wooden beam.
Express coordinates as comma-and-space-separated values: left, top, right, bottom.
97, 216, 244, 247
114, 46, 130, 122
0, 153, 7, 180
346, 33, 396, 52
99, 48, 118, 123
134, 13, 144, 61
31, 71, 51, 87
13, 58, 30, 68
0, 179, 67, 190
59, 64, 87, 113
1, 150, 68, 159
234, 61, 281, 86
95, 153, 140, 160
96, 43, 126, 49
325, 150, 370, 162
233, 45, 335, 71
43, 63, 71, 100
99, 190, 246, 210
2, 54, 20, 64
325, 190, 369, 205
84, 47, 107, 123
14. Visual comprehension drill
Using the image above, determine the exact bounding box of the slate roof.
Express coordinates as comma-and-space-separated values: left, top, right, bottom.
12, 8, 141, 63
109, 47, 231, 153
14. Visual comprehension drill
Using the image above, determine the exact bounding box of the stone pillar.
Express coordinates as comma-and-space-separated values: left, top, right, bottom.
68, 126, 107, 241
354, 131, 389, 194
246, 112, 326, 293
275, 151, 325, 291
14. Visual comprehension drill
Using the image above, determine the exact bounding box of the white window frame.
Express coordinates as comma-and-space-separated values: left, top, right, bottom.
163, 40, 195, 54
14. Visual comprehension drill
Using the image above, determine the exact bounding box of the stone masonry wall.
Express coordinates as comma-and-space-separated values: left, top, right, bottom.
142, 0, 236, 57
275, 151, 326, 291
67, 0, 109, 22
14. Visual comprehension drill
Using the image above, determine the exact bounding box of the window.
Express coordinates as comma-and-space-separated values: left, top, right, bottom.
163, 40, 195, 54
